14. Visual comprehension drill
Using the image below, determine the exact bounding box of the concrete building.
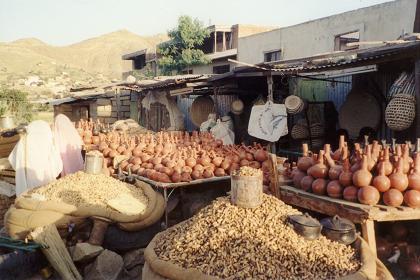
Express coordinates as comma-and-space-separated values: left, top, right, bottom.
237, 0, 418, 65
120, 24, 274, 78
190, 24, 275, 74
121, 48, 158, 80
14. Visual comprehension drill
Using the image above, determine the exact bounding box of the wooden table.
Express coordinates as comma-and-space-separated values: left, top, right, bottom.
280, 185, 420, 256
133, 175, 231, 227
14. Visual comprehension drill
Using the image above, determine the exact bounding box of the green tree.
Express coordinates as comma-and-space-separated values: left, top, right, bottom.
0, 88, 33, 123
158, 15, 210, 75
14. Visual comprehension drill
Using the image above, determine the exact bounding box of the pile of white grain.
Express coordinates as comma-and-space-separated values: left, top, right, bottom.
30, 171, 148, 209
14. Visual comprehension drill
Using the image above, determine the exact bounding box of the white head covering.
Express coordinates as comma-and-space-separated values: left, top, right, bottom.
53, 114, 84, 176
9, 120, 63, 195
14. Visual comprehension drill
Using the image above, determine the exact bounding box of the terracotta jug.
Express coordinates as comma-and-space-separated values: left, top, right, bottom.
377, 146, 393, 176
352, 155, 372, 188
373, 163, 391, 193
297, 143, 314, 172
307, 150, 329, 179
408, 153, 420, 191
389, 157, 409, 192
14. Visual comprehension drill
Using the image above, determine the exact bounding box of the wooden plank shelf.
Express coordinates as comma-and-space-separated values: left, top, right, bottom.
280, 185, 420, 222
280, 185, 420, 256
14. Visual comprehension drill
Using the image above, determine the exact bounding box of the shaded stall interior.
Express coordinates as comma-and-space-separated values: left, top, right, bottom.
208, 41, 420, 162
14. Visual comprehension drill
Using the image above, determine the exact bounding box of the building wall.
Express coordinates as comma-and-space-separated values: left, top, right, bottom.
191, 60, 237, 75
238, 0, 417, 65
53, 92, 133, 124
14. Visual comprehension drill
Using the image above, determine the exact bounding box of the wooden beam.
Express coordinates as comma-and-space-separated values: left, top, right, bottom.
414, 0, 420, 33
169, 87, 193, 96
415, 58, 420, 137
186, 82, 210, 87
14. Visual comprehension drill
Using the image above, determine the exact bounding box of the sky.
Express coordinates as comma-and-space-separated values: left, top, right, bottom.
0, 0, 392, 46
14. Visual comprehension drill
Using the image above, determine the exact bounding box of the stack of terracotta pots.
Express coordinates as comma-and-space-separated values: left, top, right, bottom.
289, 136, 420, 208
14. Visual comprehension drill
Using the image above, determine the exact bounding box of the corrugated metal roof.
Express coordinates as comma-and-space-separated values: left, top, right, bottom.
210, 41, 420, 81
268, 41, 420, 73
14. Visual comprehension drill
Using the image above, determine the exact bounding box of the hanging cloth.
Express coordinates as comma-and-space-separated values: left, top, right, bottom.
9, 120, 63, 195
53, 114, 84, 176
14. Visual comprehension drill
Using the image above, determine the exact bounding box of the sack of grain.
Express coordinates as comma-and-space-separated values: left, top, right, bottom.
5, 206, 85, 239
117, 192, 165, 231
15, 173, 158, 223
143, 195, 380, 280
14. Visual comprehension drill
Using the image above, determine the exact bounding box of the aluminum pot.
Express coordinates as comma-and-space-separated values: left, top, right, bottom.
0, 116, 15, 130
320, 215, 357, 245
288, 213, 322, 240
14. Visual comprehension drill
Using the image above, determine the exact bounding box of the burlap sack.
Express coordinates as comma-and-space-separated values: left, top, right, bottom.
14, 180, 157, 223
118, 192, 165, 231
144, 227, 379, 280
142, 262, 169, 280
5, 206, 85, 239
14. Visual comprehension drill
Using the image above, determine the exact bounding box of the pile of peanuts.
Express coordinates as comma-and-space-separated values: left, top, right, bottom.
31, 172, 148, 210
154, 194, 360, 279
232, 166, 263, 177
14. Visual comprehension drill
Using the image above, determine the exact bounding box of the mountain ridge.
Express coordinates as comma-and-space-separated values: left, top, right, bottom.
0, 30, 167, 99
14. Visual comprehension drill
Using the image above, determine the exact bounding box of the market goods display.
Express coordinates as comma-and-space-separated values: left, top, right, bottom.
78, 120, 271, 184
76, 118, 151, 146
5, 173, 164, 239
288, 136, 420, 208
30, 171, 148, 210
146, 194, 361, 280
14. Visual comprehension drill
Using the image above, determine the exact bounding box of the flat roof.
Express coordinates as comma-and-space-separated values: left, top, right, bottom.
122, 49, 147, 60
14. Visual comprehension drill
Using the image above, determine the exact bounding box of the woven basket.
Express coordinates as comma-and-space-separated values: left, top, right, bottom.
339, 89, 381, 138
190, 96, 215, 127
0, 194, 15, 227
291, 124, 309, 139
310, 123, 324, 137
310, 139, 324, 150
388, 72, 415, 101
385, 93, 416, 131
285, 95, 304, 114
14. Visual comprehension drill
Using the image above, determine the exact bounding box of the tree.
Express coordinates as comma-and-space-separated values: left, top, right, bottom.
0, 88, 33, 123
158, 16, 210, 75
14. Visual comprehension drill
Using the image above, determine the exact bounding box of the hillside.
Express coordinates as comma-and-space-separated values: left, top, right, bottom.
0, 30, 167, 100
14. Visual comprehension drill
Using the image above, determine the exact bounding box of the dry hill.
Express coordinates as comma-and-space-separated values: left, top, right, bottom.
0, 30, 167, 99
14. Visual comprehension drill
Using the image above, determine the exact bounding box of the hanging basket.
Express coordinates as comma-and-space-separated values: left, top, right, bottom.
385, 93, 416, 131
285, 95, 304, 114
190, 96, 215, 127
388, 72, 415, 101
291, 124, 309, 139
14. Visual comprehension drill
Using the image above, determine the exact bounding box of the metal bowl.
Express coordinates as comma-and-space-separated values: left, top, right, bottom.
288, 213, 322, 240
320, 215, 357, 245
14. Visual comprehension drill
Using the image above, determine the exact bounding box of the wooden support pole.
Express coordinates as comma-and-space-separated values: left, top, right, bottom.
213, 87, 219, 118
222, 32, 226, 51
267, 74, 276, 153
415, 58, 420, 137
31, 225, 82, 280
213, 31, 217, 53
361, 219, 377, 257
116, 88, 121, 120
269, 153, 280, 198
